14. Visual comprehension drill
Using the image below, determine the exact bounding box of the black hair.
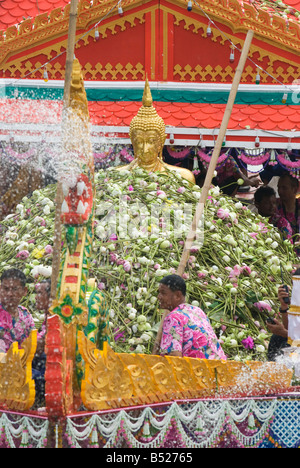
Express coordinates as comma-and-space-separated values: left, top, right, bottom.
38, 279, 51, 295
254, 185, 276, 204
0, 268, 27, 288
159, 274, 186, 296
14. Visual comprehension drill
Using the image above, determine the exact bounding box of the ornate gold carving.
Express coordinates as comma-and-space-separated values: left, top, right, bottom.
79, 335, 134, 410
86, 62, 145, 81
34, 14, 50, 30
0, 331, 37, 411
174, 64, 236, 82
118, 353, 162, 404
1, 0, 299, 76
78, 331, 293, 411
171, 5, 300, 84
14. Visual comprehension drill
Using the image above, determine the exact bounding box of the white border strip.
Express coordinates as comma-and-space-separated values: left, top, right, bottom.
0, 79, 297, 94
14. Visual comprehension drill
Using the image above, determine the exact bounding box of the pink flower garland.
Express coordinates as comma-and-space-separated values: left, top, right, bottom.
238, 152, 271, 165
197, 150, 229, 167
1, 145, 37, 163
166, 147, 191, 159
277, 152, 300, 169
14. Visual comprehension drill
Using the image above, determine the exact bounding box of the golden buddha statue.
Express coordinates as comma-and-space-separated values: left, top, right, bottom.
117, 79, 195, 185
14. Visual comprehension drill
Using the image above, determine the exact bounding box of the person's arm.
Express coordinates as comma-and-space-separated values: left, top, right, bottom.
166, 350, 182, 357
266, 319, 288, 338
152, 310, 169, 355
158, 313, 183, 357
278, 285, 290, 330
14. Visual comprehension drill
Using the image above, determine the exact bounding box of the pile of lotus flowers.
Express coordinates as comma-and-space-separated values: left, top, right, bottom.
0, 166, 297, 361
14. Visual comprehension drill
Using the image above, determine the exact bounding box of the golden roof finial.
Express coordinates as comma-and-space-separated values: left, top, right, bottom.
142, 76, 153, 107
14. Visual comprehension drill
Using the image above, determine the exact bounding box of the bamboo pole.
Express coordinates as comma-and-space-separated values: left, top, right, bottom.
152, 29, 254, 354
177, 29, 254, 277
50, 0, 79, 302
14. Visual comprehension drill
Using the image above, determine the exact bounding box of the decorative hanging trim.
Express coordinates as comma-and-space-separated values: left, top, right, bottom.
0, 412, 48, 448
0, 144, 37, 165
277, 153, 300, 170
1, 143, 300, 178
166, 147, 192, 160
238, 151, 271, 166
197, 149, 230, 168
63, 399, 281, 449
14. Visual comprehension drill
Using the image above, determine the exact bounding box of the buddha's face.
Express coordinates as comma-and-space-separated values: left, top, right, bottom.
131, 129, 164, 166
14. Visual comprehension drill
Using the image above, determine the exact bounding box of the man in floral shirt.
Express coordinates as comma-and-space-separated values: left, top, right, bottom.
157, 275, 226, 360
0, 268, 35, 353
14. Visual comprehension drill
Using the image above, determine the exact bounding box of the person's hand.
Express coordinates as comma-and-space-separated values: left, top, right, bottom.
266, 318, 287, 338
278, 285, 290, 310
152, 341, 160, 355
247, 177, 260, 187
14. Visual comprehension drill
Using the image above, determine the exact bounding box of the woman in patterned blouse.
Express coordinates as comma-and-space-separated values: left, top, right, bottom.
157, 275, 226, 360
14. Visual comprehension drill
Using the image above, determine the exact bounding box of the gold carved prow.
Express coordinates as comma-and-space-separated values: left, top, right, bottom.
0, 330, 37, 411
117, 78, 195, 185
77, 331, 293, 412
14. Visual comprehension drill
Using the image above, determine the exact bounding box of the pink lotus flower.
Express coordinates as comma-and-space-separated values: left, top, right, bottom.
177, 187, 186, 194
229, 264, 252, 279
197, 272, 206, 278
217, 208, 230, 219
123, 261, 132, 272
44, 245, 53, 255
157, 190, 167, 199
189, 255, 196, 263
109, 252, 118, 263
16, 250, 29, 260
242, 336, 255, 350
254, 301, 272, 312
229, 265, 243, 278
258, 222, 268, 233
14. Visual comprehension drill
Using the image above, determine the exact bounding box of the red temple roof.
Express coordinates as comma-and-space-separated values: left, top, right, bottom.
88, 101, 300, 133
0, 0, 68, 29
1, 0, 300, 30
1, 98, 299, 132
0, 98, 299, 149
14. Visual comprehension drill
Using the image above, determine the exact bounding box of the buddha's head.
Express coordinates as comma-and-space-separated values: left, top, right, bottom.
129, 79, 166, 167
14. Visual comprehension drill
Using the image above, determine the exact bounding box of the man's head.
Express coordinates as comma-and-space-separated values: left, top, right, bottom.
0, 268, 27, 314
35, 279, 51, 312
277, 173, 299, 204
158, 275, 186, 311
254, 186, 277, 217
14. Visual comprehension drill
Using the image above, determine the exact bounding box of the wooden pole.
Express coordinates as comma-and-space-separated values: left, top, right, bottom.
50, 0, 79, 302
152, 29, 254, 354
177, 29, 254, 277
